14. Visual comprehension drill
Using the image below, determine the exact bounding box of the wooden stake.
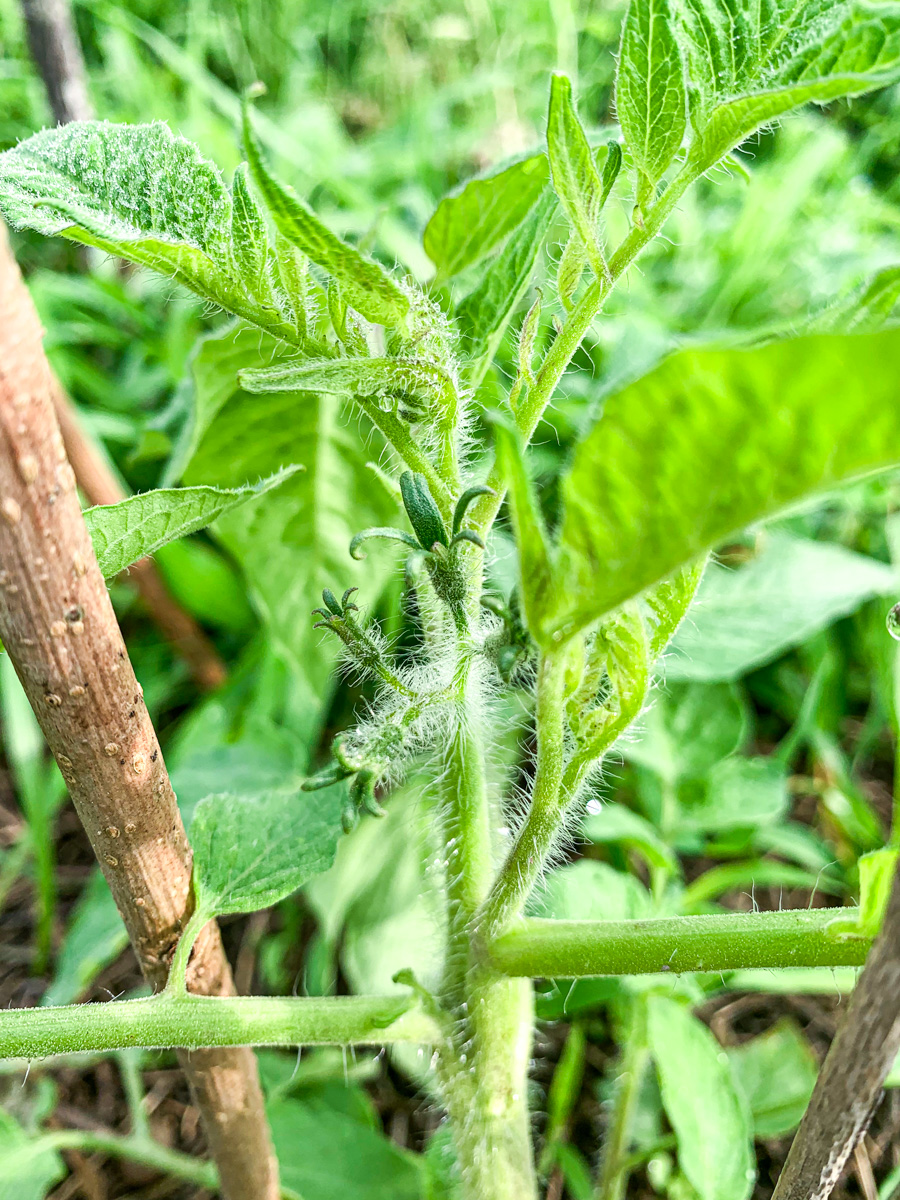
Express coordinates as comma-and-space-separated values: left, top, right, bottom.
0, 225, 279, 1199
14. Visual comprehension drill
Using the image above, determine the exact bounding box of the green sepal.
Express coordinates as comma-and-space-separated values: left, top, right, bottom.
400, 471, 448, 551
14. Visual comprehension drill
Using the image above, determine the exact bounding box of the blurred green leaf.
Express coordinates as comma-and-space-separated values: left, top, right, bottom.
666, 534, 897, 682
190, 786, 343, 917
0, 1110, 65, 1200
154, 539, 254, 633
675, 757, 789, 836
557, 329, 900, 636
530, 860, 652, 921
42, 871, 128, 1008
726, 1019, 817, 1139
424, 153, 548, 279
85, 468, 300, 579
623, 682, 747, 781
647, 995, 754, 1200
582, 803, 678, 871
268, 1098, 425, 1200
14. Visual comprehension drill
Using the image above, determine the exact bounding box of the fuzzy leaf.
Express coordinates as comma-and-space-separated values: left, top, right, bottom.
424, 153, 549, 279
617, 0, 687, 184
648, 995, 755, 1200
678, 1, 900, 173
547, 76, 607, 276
243, 104, 408, 329
0, 121, 290, 335
230, 161, 271, 301
84, 468, 300, 579
555, 327, 900, 637
191, 785, 343, 917
726, 1019, 817, 1140
240, 355, 456, 409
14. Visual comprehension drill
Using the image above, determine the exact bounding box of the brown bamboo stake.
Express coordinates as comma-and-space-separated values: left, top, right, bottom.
0, 225, 280, 1199
772, 854, 900, 1200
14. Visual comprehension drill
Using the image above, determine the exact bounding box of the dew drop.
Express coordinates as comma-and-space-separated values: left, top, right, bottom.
887, 602, 900, 641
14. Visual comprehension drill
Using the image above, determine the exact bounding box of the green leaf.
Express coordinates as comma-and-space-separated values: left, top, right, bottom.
647, 995, 755, 1200
190, 785, 343, 917
811, 264, 900, 333
546, 76, 608, 277
230, 161, 272, 303
675, 756, 789, 835
0, 122, 285, 335
243, 102, 409, 329
556, 328, 900, 636
666, 534, 897, 682
617, 0, 686, 185
530, 860, 652, 921
682, 859, 842, 910
456, 191, 557, 368
582, 803, 678, 872
84, 468, 300, 579
41, 870, 128, 1008
181, 322, 397, 744
623, 682, 747, 781
726, 1018, 817, 1139
678, 1, 900, 174
424, 153, 549, 279
268, 1098, 425, 1200
0, 1112, 66, 1200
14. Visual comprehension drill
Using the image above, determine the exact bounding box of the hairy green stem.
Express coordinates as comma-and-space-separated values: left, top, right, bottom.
164, 905, 208, 994
435, 652, 538, 1198
486, 910, 872, 978
355, 396, 454, 522
0, 993, 439, 1058
477, 650, 568, 938
468, 167, 694, 541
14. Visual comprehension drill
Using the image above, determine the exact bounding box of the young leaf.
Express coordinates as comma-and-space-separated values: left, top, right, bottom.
456, 191, 557, 373
678, 1, 900, 175
190, 785, 343, 918
240, 356, 456, 413
230, 161, 271, 302
242, 102, 409, 330
0, 122, 289, 335
555, 327, 900, 636
617, 0, 686, 186
811, 263, 900, 333
546, 76, 607, 278
0, 1111, 66, 1198
647, 995, 755, 1200
424, 153, 549, 280
84, 467, 301, 579
490, 419, 555, 643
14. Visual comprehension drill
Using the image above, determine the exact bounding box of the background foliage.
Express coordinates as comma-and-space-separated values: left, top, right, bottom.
3, 1, 900, 1197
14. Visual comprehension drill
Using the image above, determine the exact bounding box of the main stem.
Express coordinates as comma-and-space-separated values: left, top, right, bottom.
435, 652, 537, 1198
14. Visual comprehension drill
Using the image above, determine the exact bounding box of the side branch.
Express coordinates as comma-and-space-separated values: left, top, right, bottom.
485, 911, 872, 978
0, 993, 440, 1059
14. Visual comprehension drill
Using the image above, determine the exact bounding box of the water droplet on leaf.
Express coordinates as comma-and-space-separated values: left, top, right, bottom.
887, 602, 900, 641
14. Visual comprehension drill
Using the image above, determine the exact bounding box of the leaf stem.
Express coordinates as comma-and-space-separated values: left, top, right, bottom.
0, 993, 439, 1059
594, 996, 650, 1200
164, 906, 209, 995
485, 909, 871, 978
354, 397, 455, 523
